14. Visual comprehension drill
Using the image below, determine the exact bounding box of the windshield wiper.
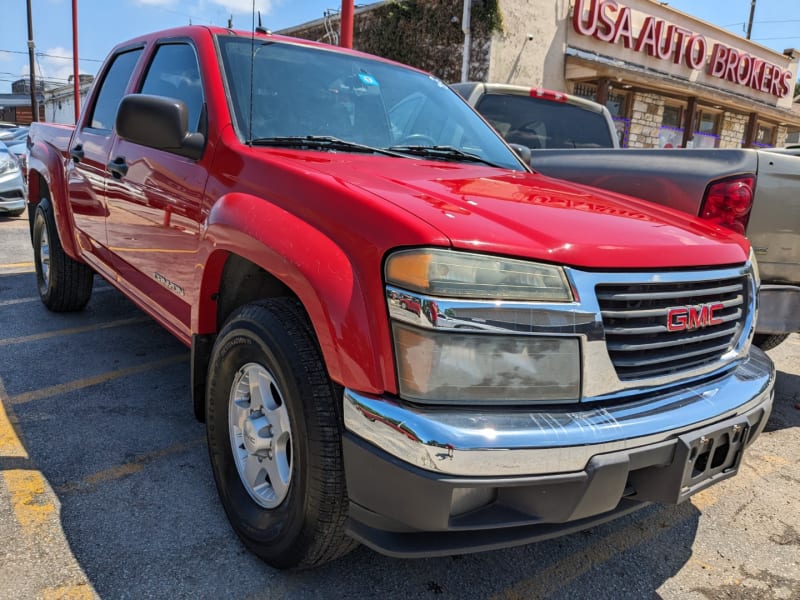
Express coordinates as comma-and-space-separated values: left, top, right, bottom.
385, 144, 505, 168
249, 136, 407, 158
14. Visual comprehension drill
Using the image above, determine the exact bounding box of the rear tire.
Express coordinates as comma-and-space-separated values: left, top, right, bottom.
32, 198, 93, 312
205, 299, 356, 569
753, 333, 789, 351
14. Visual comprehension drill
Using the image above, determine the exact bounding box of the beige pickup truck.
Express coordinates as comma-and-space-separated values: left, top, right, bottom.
454, 82, 800, 350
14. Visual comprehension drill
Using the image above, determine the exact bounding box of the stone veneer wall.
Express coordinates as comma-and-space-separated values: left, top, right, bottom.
282, 1, 500, 84
719, 112, 747, 148
627, 92, 664, 148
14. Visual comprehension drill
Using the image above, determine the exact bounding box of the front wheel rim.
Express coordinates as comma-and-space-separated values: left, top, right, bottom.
229, 362, 293, 509
38, 225, 50, 294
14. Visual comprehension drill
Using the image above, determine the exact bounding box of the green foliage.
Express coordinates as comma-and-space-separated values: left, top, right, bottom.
287, 1, 502, 82
356, 0, 502, 82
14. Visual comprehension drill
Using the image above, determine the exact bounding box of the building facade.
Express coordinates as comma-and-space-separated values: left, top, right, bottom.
42, 75, 94, 125
284, 0, 800, 148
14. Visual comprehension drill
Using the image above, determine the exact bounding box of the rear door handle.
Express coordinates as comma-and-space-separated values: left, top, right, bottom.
107, 156, 129, 179
69, 144, 84, 163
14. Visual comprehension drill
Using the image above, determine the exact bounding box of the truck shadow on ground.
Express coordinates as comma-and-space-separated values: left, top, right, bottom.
765, 370, 800, 434
0, 273, 702, 599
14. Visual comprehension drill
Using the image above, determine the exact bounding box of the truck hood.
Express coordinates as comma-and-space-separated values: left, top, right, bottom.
275, 153, 749, 269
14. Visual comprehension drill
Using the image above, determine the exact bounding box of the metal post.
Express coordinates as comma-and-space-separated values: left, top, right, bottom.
72, 0, 80, 123
746, 0, 756, 40
460, 0, 472, 82
340, 0, 354, 48
681, 96, 697, 148
26, 0, 38, 122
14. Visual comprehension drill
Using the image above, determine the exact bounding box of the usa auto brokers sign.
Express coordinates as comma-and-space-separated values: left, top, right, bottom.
572, 0, 794, 99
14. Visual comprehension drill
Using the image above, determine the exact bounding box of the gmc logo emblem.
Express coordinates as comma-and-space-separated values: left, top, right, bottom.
667, 303, 725, 332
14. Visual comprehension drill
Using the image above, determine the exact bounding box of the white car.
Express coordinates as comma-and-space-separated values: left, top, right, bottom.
0, 140, 26, 217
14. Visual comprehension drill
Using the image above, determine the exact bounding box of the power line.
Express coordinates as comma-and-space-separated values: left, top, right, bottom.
0, 49, 103, 63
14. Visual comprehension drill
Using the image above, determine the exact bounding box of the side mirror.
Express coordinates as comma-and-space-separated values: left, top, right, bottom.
508, 143, 532, 166
116, 94, 205, 160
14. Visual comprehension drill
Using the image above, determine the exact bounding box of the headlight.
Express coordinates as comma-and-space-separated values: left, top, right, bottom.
393, 323, 580, 404
0, 154, 18, 175
385, 248, 580, 404
385, 248, 572, 301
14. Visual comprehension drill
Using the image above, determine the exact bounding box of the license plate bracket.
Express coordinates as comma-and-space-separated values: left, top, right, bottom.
629, 416, 750, 505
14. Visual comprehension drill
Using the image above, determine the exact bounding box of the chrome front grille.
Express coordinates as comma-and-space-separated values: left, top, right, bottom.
596, 275, 748, 380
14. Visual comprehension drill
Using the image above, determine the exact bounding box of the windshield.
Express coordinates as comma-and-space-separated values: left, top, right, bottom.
216, 36, 524, 170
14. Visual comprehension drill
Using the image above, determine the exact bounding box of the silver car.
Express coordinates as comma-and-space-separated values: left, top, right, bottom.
0, 141, 26, 217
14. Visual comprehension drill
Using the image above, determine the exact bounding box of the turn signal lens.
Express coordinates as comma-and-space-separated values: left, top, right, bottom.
700, 176, 754, 235
385, 248, 572, 302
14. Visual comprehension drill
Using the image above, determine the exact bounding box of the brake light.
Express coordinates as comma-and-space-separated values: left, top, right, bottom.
699, 176, 755, 235
530, 88, 567, 103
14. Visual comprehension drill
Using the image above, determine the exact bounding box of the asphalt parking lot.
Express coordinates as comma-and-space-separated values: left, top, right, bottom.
0, 210, 798, 600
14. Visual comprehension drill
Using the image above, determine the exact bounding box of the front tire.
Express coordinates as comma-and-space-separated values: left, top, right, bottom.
206, 299, 355, 569
753, 333, 789, 351
32, 198, 93, 312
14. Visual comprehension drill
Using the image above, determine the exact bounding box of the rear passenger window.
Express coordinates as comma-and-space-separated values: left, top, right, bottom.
90, 49, 143, 131
140, 43, 204, 134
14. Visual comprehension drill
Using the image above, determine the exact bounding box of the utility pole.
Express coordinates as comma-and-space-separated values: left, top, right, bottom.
340, 0, 354, 48
26, 0, 38, 122
746, 0, 757, 40
72, 0, 80, 123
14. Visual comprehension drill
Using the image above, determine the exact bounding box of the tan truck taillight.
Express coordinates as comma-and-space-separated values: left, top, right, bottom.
700, 176, 755, 235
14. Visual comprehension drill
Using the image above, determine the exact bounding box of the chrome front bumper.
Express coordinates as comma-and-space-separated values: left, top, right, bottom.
343, 348, 774, 478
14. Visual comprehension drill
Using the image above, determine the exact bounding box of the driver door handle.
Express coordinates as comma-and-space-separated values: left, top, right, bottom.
107, 155, 129, 179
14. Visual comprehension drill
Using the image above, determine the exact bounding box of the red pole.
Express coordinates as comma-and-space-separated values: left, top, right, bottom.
340, 0, 354, 48
72, 0, 80, 123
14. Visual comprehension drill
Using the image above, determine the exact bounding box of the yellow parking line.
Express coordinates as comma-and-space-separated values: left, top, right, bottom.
9, 354, 189, 406
0, 379, 27, 458
0, 262, 34, 269
2, 469, 56, 527
56, 437, 204, 495
0, 316, 150, 347
41, 583, 96, 600
0, 378, 97, 598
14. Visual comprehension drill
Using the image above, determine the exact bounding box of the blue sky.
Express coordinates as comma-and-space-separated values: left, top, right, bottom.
1, 0, 799, 94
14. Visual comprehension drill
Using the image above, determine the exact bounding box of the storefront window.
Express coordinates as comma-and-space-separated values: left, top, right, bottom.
662, 105, 683, 128
606, 92, 627, 118
696, 110, 719, 134
659, 104, 684, 148
573, 82, 597, 100
658, 126, 683, 148
754, 124, 775, 148
693, 109, 720, 148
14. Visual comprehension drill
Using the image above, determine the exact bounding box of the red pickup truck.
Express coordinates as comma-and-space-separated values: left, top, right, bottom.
27, 26, 774, 569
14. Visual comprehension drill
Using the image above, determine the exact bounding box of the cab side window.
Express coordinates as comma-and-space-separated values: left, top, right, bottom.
90, 49, 143, 131
140, 43, 204, 134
